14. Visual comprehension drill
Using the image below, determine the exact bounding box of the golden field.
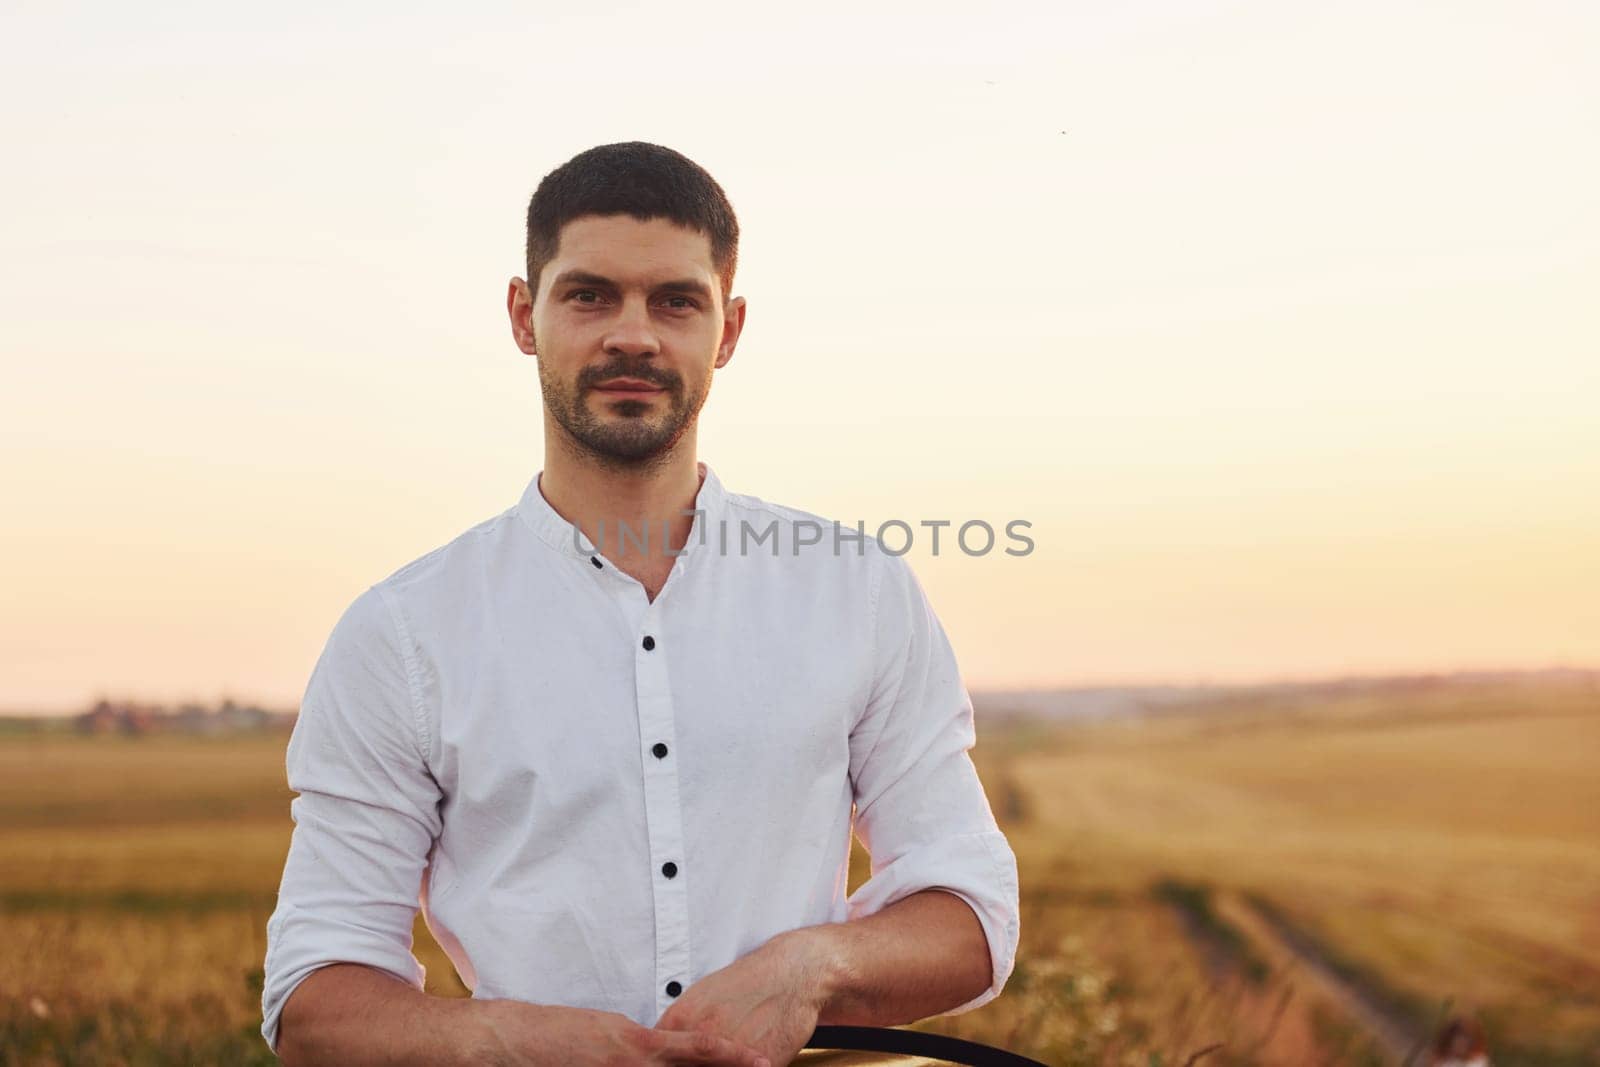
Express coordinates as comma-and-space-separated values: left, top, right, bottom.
1, 674, 1596, 1066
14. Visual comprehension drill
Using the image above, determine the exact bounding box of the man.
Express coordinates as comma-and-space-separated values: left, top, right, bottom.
261, 142, 1020, 1066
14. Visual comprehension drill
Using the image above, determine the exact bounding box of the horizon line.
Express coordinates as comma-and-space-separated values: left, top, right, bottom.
4, 662, 1596, 718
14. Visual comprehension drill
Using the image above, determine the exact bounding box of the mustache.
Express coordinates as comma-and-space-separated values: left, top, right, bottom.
579, 362, 681, 391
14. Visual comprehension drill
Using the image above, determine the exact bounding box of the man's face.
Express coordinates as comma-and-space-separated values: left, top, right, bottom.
507, 215, 745, 467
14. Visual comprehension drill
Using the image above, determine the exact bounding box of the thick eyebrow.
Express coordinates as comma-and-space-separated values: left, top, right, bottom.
551, 269, 715, 303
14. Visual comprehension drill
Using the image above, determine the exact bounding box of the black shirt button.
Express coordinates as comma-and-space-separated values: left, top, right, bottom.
665, 980, 682, 997
652, 742, 668, 759
661, 861, 677, 878
642, 635, 656, 651
590, 556, 602, 569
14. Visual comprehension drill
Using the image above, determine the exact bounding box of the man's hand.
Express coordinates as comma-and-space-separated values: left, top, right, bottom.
652, 931, 837, 1067
475, 1000, 771, 1067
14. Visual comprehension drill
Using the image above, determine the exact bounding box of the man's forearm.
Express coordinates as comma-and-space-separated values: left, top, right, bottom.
276, 963, 495, 1067
783, 889, 994, 1028
287, 964, 774, 1067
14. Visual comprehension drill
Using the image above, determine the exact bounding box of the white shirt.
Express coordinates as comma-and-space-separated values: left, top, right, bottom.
260, 461, 1020, 1053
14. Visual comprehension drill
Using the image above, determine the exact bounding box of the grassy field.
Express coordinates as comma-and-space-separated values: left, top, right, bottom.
2, 675, 1596, 1065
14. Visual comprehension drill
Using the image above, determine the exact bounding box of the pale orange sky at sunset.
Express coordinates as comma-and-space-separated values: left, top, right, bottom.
3, 2, 1597, 712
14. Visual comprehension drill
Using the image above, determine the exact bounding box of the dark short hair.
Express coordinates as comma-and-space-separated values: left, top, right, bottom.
525, 142, 740, 302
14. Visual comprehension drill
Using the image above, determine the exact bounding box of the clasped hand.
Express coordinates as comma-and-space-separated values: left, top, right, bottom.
651, 930, 832, 1067
473, 929, 834, 1066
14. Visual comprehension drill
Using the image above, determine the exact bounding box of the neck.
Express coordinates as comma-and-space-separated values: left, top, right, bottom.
537, 426, 705, 563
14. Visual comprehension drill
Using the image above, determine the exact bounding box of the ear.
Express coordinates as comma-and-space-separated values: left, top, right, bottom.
715, 295, 747, 370
507, 278, 538, 355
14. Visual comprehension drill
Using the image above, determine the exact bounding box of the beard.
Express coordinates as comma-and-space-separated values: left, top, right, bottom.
536, 345, 709, 468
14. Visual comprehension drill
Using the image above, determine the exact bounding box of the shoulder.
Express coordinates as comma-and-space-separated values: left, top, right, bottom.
315, 508, 513, 666
719, 485, 843, 537
715, 484, 910, 599
369, 506, 521, 603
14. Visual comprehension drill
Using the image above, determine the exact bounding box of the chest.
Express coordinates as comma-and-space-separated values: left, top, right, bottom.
426, 570, 876, 831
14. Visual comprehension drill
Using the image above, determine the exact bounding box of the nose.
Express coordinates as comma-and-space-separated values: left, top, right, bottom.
601, 295, 660, 360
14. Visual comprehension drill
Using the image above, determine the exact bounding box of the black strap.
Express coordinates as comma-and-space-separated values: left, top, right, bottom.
805, 1025, 1049, 1066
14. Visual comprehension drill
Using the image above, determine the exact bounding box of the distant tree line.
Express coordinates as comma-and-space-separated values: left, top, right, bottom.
74, 697, 296, 735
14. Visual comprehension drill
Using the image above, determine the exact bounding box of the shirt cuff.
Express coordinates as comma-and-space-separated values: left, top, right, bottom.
844, 829, 1020, 1017
260, 900, 428, 1054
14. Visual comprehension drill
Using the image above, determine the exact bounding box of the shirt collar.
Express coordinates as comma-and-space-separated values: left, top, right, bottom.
515, 460, 728, 562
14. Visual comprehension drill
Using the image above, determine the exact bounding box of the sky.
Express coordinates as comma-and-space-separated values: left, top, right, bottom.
2, 1, 1597, 712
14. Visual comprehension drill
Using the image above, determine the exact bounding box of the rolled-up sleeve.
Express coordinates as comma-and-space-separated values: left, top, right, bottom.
844, 550, 1021, 1017
260, 584, 444, 1053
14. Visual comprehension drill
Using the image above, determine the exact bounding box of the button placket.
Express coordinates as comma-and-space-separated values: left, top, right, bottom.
635, 604, 691, 1016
